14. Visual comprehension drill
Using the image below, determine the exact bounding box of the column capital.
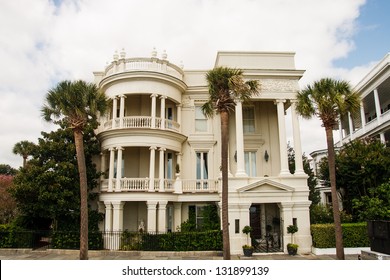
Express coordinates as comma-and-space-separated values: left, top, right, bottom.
146, 200, 158, 208
104, 201, 112, 208
176, 103, 182, 108
159, 147, 166, 152
274, 99, 286, 105
289, 99, 298, 104
112, 201, 125, 209
112, 95, 118, 100
150, 93, 159, 98
159, 95, 167, 100
158, 200, 168, 208
109, 147, 116, 152
119, 94, 127, 99
149, 146, 157, 151
116, 146, 124, 151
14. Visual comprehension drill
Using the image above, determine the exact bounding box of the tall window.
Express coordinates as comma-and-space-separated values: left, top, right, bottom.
196, 152, 208, 189
243, 106, 255, 133
195, 106, 207, 132
166, 153, 173, 179
245, 151, 257, 177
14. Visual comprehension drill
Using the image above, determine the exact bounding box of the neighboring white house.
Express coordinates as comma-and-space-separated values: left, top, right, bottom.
93, 49, 312, 254
311, 53, 390, 207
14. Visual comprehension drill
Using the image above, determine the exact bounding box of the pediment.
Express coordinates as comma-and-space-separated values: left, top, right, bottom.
237, 178, 294, 193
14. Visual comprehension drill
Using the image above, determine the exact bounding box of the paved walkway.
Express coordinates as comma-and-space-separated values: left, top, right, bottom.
0, 249, 360, 260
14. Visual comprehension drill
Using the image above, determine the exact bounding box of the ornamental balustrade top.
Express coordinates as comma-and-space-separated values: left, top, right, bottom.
99, 116, 180, 133
104, 57, 184, 80
100, 178, 219, 193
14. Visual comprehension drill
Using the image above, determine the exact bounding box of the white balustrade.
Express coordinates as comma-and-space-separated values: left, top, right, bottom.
102, 116, 180, 132
182, 179, 219, 193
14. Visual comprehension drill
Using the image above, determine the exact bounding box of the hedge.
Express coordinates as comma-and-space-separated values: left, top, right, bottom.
121, 230, 222, 251
311, 223, 370, 248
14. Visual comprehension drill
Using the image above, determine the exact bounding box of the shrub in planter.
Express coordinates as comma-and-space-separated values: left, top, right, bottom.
242, 226, 253, 256
287, 243, 299, 255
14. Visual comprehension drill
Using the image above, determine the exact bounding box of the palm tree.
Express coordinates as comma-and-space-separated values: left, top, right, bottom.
296, 78, 360, 260
42, 80, 108, 260
12, 140, 36, 168
202, 67, 259, 260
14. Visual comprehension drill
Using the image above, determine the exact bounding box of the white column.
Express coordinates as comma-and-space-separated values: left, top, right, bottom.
108, 148, 115, 192
100, 151, 106, 181
112, 96, 118, 128
290, 100, 305, 175
159, 147, 166, 192
380, 132, 386, 144
348, 112, 354, 140
177, 104, 182, 132
112, 201, 124, 231
360, 101, 366, 132
157, 201, 168, 233
149, 146, 157, 192
119, 95, 126, 128
280, 202, 294, 251
104, 202, 113, 231
338, 121, 344, 147
115, 146, 124, 192
151, 94, 158, 128
146, 201, 158, 232
374, 88, 382, 124
275, 100, 290, 175
173, 202, 182, 232
160, 95, 166, 129
235, 100, 247, 177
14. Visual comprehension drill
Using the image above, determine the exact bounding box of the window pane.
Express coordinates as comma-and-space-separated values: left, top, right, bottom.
251, 152, 256, 176
203, 153, 208, 179
196, 153, 201, 179
243, 107, 255, 133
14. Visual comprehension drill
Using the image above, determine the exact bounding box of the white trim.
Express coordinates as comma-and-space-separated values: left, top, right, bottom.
312, 247, 370, 255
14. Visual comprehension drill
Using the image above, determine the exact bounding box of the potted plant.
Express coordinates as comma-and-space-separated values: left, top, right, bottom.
286, 224, 298, 255
242, 225, 254, 257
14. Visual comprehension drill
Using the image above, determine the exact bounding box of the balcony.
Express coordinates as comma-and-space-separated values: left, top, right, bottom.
100, 178, 219, 193
99, 116, 180, 133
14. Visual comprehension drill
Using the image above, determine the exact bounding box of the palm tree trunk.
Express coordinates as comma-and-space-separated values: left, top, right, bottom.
74, 129, 89, 260
220, 110, 231, 260
325, 126, 344, 260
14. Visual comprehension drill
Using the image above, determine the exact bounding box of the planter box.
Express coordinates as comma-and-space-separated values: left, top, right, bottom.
367, 220, 390, 255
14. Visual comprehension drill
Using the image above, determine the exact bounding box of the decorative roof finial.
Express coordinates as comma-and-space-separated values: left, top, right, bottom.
113, 50, 119, 62
151, 47, 157, 58
162, 49, 167, 60
120, 48, 126, 59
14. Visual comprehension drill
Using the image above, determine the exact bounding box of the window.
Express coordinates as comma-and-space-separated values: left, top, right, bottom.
166, 153, 173, 179
188, 205, 206, 229
196, 152, 208, 189
243, 106, 255, 133
195, 106, 207, 132
245, 151, 257, 177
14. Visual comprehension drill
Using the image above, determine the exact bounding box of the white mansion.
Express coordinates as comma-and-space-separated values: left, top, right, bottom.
93, 50, 312, 254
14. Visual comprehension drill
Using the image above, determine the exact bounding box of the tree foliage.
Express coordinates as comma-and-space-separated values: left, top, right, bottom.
0, 164, 17, 176
9, 125, 101, 230
0, 175, 17, 224
318, 138, 390, 219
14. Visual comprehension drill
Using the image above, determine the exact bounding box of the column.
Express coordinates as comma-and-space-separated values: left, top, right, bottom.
104, 202, 113, 231
159, 147, 166, 192
173, 202, 182, 232
151, 94, 158, 128
157, 201, 168, 233
275, 100, 290, 175
290, 100, 305, 175
115, 146, 124, 192
279, 202, 294, 251
108, 148, 116, 192
235, 100, 247, 177
360, 101, 366, 132
177, 104, 182, 132
380, 132, 386, 144
112, 201, 124, 231
374, 89, 382, 124
338, 121, 344, 146
160, 95, 166, 129
100, 151, 106, 181
119, 95, 126, 128
348, 112, 354, 140
146, 201, 158, 232
112, 96, 118, 128
149, 146, 157, 191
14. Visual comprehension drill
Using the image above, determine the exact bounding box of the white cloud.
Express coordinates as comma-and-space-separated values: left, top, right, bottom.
0, 0, 375, 168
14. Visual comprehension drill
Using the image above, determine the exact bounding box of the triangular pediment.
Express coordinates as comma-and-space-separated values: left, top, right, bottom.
237, 178, 294, 193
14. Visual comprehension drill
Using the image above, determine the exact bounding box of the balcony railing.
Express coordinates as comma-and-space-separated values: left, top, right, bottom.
99, 116, 180, 133
100, 178, 219, 193
104, 57, 184, 80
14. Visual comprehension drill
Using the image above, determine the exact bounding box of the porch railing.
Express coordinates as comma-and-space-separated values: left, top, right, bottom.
100, 178, 219, 193
101, 116, 180, 133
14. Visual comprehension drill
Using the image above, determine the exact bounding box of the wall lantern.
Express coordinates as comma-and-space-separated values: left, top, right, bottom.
264, 150, 269, 162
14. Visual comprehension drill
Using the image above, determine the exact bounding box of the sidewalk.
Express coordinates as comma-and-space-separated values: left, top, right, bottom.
0, 249, 361, 260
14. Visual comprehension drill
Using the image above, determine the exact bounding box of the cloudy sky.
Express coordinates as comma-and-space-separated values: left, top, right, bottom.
1, 0, 389, 168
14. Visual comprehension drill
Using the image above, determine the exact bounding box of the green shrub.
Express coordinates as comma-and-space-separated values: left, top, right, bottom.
311, 223, 369, 248
120, 230, 222, 251
0, 225, 33, 248
51, 231, 103, 250
310, 204, 353, 224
